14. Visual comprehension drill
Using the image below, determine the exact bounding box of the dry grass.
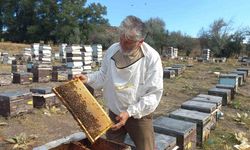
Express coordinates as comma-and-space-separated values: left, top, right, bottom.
0, 64, 11, 73
0, 42, 29, 55
0, 42, 59, 55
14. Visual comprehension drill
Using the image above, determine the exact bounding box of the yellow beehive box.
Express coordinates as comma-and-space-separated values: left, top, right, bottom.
53, 78, 113, 143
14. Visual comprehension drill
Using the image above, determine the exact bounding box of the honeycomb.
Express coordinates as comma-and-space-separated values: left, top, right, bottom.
53, 79, 113, 143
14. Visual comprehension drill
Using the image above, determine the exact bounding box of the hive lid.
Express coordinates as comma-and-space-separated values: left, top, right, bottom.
0, 90, 32, 100
52, 79, 113, 143
30, 87, 52, 94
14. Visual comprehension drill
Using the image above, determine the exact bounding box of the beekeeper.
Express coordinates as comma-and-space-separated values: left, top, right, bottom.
74, 15, 163, 150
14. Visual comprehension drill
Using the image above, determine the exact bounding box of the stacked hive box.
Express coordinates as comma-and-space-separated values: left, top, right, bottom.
52, 65, 68, 82
202, 49, 210, 61
30, 87, 60, 108
23, 48, 32, 61
39, 44, 52, 64
32, 45, 52, 82
81, 45, 93, 74
0, 90, 33, 117
31, 43, 40, 61
66, 45, 83, 80
92, 44, 103, 65
11, 59, 27, 73
165, 47, 178, 59
32, 64, 52, 82
59, 43, 67, 63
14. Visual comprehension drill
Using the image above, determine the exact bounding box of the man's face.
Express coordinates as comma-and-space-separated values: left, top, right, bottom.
119, 34, 143, 54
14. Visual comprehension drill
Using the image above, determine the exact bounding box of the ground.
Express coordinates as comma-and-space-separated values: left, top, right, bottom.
0, 42, 250, 150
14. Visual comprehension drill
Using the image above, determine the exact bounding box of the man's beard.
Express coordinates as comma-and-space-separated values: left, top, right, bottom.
120, 48, 134, 56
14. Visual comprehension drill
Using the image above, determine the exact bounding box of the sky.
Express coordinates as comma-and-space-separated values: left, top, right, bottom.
86, 0, 250, 38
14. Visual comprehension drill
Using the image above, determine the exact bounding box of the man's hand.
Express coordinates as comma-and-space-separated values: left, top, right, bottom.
111, 111, 129, 131
73, 74, 88, 83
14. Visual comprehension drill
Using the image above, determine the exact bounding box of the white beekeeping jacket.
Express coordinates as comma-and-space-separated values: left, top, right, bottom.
87, 42, 163, 119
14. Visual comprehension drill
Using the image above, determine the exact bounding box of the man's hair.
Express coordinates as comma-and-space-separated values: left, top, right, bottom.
119, 15, 146, 41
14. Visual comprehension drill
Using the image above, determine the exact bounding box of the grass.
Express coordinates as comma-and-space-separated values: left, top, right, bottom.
203, 130, 239, 150
0, 64, 11, 73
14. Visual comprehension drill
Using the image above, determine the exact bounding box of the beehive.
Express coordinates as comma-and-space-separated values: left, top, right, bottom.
33, 94, 59, 108
215, 84, 236, 99
51, 71, 68, 82
196, 94, 222, 109
33, 68, 52, 82
231, 71, 247, 82
191, 96, 222, 121
169, 109, 211, 147
163, 69, 175, 79
208, 88, 231, 106
218, 74, 239, 91
31, 87, 60, 108
0, 91, 33, 117
153, 116, 196, 150
236, 68, 249, 76
168, 67, 182, 76
11, 64, 27, 73
13, 72, 33, 85
53, 79, 113, 143
181, 100, 217, 129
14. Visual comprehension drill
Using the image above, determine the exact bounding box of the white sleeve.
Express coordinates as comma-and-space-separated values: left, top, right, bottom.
127, 56, 163, 118
86, 50, 109, 90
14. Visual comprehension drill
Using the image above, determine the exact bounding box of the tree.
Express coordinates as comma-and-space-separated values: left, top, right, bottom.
55, 0, 86, 44
144, 17, 168, 53
3, 0, 37, 42
198, 18, 232, 57
166, 31, 197, 56
199, 19, 250, 57
0, 0, 108, 44
80, 2, 108, 44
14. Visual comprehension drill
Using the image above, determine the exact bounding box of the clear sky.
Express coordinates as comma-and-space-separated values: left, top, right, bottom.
86, 0, 250, 37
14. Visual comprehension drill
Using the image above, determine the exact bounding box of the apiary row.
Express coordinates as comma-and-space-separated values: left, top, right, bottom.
0, 64, 90, 86
150, 67, 249, 150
